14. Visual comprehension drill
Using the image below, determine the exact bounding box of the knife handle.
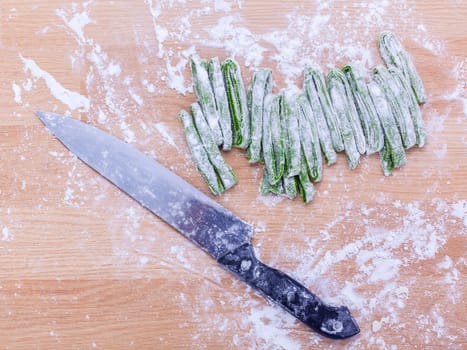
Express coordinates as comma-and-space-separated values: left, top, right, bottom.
218, 243, 360, 339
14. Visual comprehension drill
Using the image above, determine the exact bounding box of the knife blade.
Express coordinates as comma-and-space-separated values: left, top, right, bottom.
36, 110, 360, 339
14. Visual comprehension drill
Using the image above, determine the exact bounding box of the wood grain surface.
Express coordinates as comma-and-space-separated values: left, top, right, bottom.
1, 1, 466, 349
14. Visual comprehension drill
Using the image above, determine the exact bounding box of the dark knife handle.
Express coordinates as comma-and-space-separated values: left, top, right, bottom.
217, 243, 360, 339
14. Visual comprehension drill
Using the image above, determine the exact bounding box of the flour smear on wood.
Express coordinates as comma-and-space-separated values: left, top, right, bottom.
7, 0, 466, 348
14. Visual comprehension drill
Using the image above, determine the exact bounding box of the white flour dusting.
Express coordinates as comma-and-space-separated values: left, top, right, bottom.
142, 0, 433, 94
12, 82, 22, 104
155, 122, 178, 149
444, 59, 467, 118
5, 0, 466, 348
2, 227, 12, 241
139, 1, 465, 347
172, 198, 464, 349
56, 2, 146, 143
242, 305, 301, 350
55, 2, 94, 43
451, 200, 467, 227
205, 14, 267, 67
19, 55, 90, 112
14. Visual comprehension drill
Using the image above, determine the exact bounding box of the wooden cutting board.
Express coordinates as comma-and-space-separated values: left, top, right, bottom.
1, 1, 465, 349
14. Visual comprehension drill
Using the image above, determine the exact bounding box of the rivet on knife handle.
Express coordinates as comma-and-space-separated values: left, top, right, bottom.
218, 243, 360, 339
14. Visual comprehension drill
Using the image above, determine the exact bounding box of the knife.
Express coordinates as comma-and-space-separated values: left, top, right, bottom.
36, 111, 360, 340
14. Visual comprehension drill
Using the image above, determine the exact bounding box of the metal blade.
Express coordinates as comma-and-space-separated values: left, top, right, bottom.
37, 111, 360, 339
36, 111, 252, 259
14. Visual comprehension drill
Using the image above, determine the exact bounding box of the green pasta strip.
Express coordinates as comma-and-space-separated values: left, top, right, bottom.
247, 68, 273, 163
191, 103, 238, 191
379, 138, 397, 176
184, 45, 424, 197
312, 69, 344, 151
179, 109, 224, 195
260, 94, 274, 164
378, 31, 427, 104
296, 148, 316, 204
367, 81, 406, 175
208, 57, 233, 151
330, 69, 366, 154
262, 94, 285, 185
261, 94, 277, 186
259, 170, 269, 196
260, 171, 297, 200
304, 68, 342, 160
222, 58, 251, 149
272, 95, 286, 183
282, 175, 298, 200
389, 67, 427, 147
342, 65, 384, 155
326, 69, 361, 169
190, 55, 223, 146
297, 94, 323, 182
373, 66, 417, 149
260, 167, 284, 196
281, 92, 301, 177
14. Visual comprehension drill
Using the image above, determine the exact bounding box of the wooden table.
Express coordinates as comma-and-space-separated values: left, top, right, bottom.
1, 1, 466, 349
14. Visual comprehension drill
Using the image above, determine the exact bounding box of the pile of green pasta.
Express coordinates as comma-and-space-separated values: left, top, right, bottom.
179, 31, 427, 203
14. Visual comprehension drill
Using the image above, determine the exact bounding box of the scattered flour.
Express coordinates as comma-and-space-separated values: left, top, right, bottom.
451, 200, 467, 227
12, 82, 22, 104
155, 122, 177, 149
5, 0, 466, 349
444, 59, 467, 118
413, 24, 445, 56
205, 14, 267, 67
19, 54, 90, 112
139, 255, 150, 266
242, 305, 301, 350
169, 199, 465, 349
2, 227, 12, 241
142, 0, 450, 98
55, 2, 94, 43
